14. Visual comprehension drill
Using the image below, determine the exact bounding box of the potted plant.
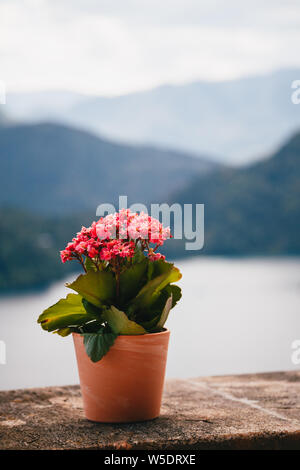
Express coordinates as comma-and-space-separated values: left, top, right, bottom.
38, 209, 182, 422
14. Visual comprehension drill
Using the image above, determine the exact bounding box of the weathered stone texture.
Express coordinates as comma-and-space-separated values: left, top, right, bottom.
1, 371, 300, 450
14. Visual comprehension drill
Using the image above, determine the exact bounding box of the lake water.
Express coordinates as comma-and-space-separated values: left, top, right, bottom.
0, 257, 300, 391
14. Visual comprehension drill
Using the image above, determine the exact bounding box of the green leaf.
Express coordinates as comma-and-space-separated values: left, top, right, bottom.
119, 258, 148, 305
103, 305, 146, 335
140, 284, 181, 321
156, 295, 173, 329
84, 257, 97, 272
165, 284, 182, 308
38, 293, 96, 332
54, 327, 73, 337
66, 270, 116, 308
82, 298, 103, 319
147, 261, 154, 281
140, 315, 160, 330
133, 243, 145, 263
54, 321, 104, 336
140, 287, 180, 331
131, 260, 182, 312
82, 326, 117, 362
79, 320, 104, 333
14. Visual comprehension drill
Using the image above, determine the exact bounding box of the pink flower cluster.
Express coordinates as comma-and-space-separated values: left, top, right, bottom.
148, 251, 165, 262
60, 210, 170, 265
95, 209, 170, 245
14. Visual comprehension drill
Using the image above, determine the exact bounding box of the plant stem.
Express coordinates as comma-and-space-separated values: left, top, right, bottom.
76, 254, 87, 273
114, 259, 120, 300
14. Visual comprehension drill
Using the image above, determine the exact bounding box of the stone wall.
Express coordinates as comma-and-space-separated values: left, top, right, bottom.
1, 371, 300, 450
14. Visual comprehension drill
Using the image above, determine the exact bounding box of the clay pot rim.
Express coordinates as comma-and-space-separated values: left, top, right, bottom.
72, 328, 170, 339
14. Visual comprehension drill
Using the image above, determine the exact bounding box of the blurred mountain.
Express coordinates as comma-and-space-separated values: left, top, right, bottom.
1, 130, 299, 291
164, 131, 300, 257
0, 208, 93, 291
5, 90, 86, 121
0, 110, 8, 125
0, 122, 216, 215
6, 69, 300, 164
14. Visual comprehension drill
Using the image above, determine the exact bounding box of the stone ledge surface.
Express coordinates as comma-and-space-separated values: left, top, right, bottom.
1, 371, 300, 450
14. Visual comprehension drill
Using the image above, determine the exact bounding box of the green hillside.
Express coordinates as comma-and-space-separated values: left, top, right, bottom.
165, 131, 300, 257
0, 208, 94, 292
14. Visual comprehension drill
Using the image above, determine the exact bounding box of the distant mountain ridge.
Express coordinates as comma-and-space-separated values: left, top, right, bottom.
6, 69, 300, 164
0, 122, 216, 215
0, 110, 8, 125
6, 90, 85, 121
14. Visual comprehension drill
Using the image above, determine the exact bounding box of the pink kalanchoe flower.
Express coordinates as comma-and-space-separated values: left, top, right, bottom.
60, 209, 171, 267
76, 241, 87, 254
99, 247, 112, 261
87, 245, 98, 258
60, 249, 72, 263
148, 252, 166, 262
96, 223, 111, 240
66, 242, 76, 251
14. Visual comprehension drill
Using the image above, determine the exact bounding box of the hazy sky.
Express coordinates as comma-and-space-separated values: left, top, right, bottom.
1, 0, 300, 95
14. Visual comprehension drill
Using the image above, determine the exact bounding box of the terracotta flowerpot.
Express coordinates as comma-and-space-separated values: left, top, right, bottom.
73, 329, 170, 423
